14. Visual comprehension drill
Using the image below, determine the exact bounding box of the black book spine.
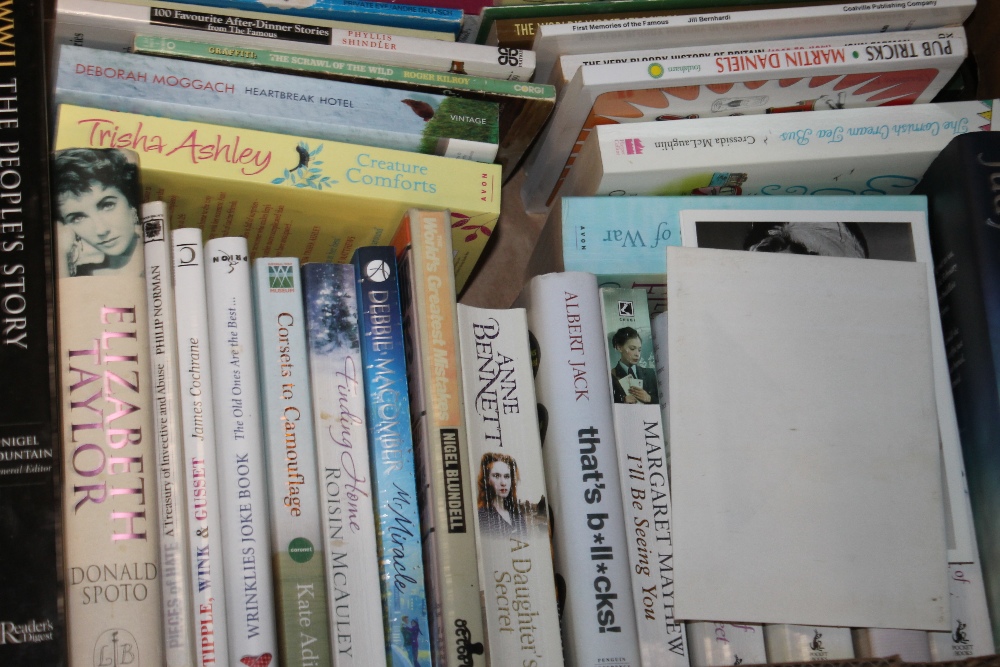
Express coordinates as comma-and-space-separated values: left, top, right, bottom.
916, 131, 1000, 649
0, 0, 62, 663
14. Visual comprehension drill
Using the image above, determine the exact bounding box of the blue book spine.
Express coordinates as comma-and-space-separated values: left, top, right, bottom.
171, 0, 462, 34
352, 246, 431, 667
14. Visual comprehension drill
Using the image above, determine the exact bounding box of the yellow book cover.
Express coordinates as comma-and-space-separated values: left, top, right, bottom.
53, 104, 501, 290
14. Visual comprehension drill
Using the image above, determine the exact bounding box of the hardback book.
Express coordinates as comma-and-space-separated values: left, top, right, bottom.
352, 245, 432, 667
391, 210, 486, 667
529, 0, 975, 85
0, 0, 62, 663
56, 0, 455, 44
535, 195, 978, 566
204, 236, 279, 665
520, 28, 967, 211
558, 99, 996, 202
666, 246, 949, 630
928, 561, 995, 660
55, 0, 532, 80
146, 0, 464, 34
851, 629, 931, 661
763, 625, 854, 662
51, 104, 502, 292
53, 147, 164, 665
55, 45, 501, 164
914, 130, 1000, 648
598, 287, 689, 667
132, 34, 556, 180
140, 201, 197, 667
171, 227, 232, 667
473, 0, 892, 47
687, 622, 767, 667
455, 304, 564, 667
301, 262, 387, 667
253, 257, 333, 667
519, 271, 641, 667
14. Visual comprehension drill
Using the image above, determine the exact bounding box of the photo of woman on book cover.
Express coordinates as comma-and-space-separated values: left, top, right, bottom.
52, 147, 142, 278
609, 326, 658, 405
477, 452, 527, 535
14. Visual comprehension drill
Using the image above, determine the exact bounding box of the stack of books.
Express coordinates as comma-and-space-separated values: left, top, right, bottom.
5, 0, 1000, 665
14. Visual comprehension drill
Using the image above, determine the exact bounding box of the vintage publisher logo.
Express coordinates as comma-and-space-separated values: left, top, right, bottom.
211, 250, 247, 274
141, 217, 164, 243
267, 263, 295, 291
617, 301, 634, 318
93, 628, 138, 666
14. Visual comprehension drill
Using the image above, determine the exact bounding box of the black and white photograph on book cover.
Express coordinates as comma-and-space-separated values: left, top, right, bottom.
52, 147, 143, 278
689, 218, 918, 263
602, 295, 657, 406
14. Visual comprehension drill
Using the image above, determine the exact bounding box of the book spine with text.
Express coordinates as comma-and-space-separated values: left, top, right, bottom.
0, 0, 61, 662
392, 209, 486, 667
171, 227, 232, 667
928, 561, 995, 659
915, 129, 1000, 649
55, 0, 531, 80
352, 245, 432, 667
456, 304, 564, 666
520, 271, 641, 667
253, 257, 333, 667
302, 261, 387, 667
54, 44, 500, 164
204, 236, 279, 664
141, 201, 197, 667
598, 287, 688, 667
54, 147, 165, 666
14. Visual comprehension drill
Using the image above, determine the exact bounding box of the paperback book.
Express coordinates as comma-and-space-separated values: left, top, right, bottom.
519, 271, 641, 667
204, 236, 279, 664
456, 304, 564, 666
558, 99, 996, 202
530, 0, 976, 84
56, 0, 454, 45
52, 104, 502, 291
132, 34, 556, 179
392, 210, 486, 667
520, 28, 967, 211
666, 246, 949, 630
55, 44, 500, 163
171, 227, 232, 667
302, 262, 387, 667
598, 287, 688, 667
140, 202, 197, 667
352, 245, 432, 667
928, 562, 995, 660
55, 0, 532, 80
0, 0, 61, 663
536, 195, 978, 566
473, 0, 893, 46
253, 257, 333, 667
53, 147, 164, 666
914, 130, 1000, 648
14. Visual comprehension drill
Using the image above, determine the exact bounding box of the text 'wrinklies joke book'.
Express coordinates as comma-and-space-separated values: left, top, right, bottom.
52, 104, 502, 291
54, 147, 165, 666
204, 236, 280, 664
0, 0, 62, 663
353, 245, 432, 667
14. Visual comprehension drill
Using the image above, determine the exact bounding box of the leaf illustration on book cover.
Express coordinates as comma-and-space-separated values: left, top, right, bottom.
239, 653, 273, 667
272, 142, 335, 190
451, 211, 493, 243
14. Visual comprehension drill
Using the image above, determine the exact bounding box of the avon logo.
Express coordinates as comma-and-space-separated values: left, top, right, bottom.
614, 138, 644, 156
